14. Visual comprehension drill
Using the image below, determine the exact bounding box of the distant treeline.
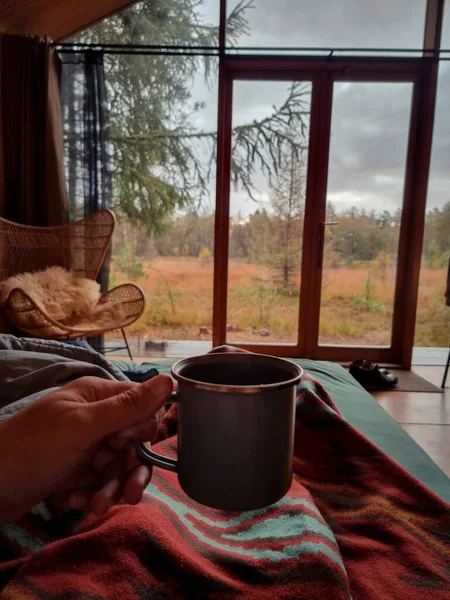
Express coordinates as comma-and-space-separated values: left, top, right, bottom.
113, 201, 450, 270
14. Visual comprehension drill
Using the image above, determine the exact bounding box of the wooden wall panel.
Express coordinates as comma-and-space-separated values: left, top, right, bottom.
0, 0, 137, 40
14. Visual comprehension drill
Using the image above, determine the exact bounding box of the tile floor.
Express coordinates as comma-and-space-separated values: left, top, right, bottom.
371, 365, 450, 477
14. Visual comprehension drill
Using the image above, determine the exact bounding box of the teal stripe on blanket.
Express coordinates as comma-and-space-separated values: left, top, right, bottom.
1, 524, 45, 552
146, 484, 346, 573
221, 513, 337, 546
148, 493, 322, 529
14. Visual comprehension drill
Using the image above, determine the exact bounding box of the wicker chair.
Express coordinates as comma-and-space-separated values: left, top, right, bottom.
0, 209, 145, 360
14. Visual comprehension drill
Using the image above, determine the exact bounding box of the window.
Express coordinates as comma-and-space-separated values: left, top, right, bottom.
226, 0, 427, 53
414, 2, 450, 350
61, 0, 446, 364
319, 82, 413, 347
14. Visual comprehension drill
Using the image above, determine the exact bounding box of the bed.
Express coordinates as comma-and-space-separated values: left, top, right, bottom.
0, 336, 449, 600
129, 357, 450, 503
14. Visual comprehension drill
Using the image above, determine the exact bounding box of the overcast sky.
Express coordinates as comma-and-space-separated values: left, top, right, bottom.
192, 0, 450, 218
83, 0, 450, 219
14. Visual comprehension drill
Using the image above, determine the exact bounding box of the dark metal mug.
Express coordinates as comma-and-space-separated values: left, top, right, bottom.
135, 352, 303, 511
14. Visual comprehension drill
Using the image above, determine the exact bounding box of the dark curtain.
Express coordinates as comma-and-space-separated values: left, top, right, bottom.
0, 34, 69, 333
0, 34, 68, 225
60, 50, 112, 293
61, 51, 113, 352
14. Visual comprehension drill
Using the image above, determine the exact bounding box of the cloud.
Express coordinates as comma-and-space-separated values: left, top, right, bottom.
326, 81, 413, 210
195, 1, 450, 216
228, 0, 427, 50
224, 0, 450, 216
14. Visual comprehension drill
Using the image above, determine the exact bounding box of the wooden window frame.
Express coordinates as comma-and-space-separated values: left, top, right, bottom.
212, 1, 443, 366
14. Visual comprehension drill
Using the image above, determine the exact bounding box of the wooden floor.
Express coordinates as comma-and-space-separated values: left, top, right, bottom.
371, 366, 450, 478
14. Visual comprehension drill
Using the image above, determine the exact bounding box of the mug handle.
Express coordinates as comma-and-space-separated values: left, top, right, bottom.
134, 441, 177, 472
134, 391, 178, 473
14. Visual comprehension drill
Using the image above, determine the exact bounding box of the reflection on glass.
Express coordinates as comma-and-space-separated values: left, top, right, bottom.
226, 80, 311, 344
227, 0, 426, 52
415, 61, 450, 349
319, 82, 413, 347
62, 52, 219, 355
70, 0, 220, 45
442, 1, 450, 48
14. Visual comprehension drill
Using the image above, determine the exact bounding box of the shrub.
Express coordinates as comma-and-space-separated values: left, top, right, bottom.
352, 272, 385, 312
114, 247, 146, 281
198, 246, 212, 265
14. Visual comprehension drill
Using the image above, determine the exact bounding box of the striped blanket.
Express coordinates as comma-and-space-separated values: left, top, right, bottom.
0, 353, 449, 599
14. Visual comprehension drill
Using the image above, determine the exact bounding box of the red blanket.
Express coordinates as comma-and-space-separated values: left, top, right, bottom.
1, 351, 449, 599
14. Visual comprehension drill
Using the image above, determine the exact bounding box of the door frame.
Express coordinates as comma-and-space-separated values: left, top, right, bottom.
212, 56, 438, 366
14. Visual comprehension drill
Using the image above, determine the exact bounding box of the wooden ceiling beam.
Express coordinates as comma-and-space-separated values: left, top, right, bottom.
0, 0, 137, 41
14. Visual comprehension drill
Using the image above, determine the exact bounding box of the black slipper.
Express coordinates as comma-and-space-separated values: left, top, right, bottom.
349, 359, 398, 390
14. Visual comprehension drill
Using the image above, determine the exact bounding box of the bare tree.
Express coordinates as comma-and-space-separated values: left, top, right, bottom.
268, 135, 307, 288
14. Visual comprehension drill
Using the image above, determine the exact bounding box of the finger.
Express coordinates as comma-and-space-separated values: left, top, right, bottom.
123, 465, 152, 505
70, 469, 99, 489
64, 377, 139, 402
91, 455, 128, 516
120, 414, 160, 441
69, 453, 124, 514
107, 433, 130, 452
108, 418, 159, 450
124, 441, 148, 474
125, 442, 140, 471
91, 446, 120, 472
90, 447, 152, 516
85, 375, 173, 441
91, 478, 123, 516
66, 462, 122, 513
66, 488, 93, 512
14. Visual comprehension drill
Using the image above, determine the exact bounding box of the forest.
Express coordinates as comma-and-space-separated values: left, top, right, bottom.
113, 202, 450, 277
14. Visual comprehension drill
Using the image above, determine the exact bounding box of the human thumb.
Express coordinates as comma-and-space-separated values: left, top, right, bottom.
85, 374, 173, 441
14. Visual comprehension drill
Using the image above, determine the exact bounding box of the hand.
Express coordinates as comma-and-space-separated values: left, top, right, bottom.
0, 374, 172, 525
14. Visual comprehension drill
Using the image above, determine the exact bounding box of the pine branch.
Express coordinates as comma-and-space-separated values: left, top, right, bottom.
112, 81, 310, 205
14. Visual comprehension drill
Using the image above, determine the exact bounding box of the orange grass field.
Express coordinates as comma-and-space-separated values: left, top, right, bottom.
110, 257, 450, 347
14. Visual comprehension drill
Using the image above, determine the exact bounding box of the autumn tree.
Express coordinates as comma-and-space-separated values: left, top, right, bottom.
422, 202, 450, 267
267, 137, 307, 288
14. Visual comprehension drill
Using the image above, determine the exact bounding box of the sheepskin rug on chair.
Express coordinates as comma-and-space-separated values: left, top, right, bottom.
0, 266, 125, 331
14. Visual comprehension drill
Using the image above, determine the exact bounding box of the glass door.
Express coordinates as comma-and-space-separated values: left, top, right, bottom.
213, 59, 427, 364
318, 81, 413, 349
225, 79, 312, 351
309, 72, 425, 364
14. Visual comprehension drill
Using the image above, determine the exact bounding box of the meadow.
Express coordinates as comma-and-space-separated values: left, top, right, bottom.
110, 257, 450, 348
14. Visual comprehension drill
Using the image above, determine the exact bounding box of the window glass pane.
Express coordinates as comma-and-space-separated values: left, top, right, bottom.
226, 80, 311, 345
414, 59, 450, 355
107, 54, 218, 357
319, 82, 413, 347
63, 53, 218, 358
227, 0, 426, 52
442, 0, 450, 48
69, 0, 219, 46
110, 54, 217, 356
